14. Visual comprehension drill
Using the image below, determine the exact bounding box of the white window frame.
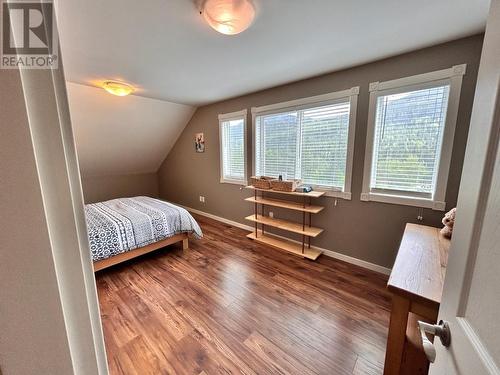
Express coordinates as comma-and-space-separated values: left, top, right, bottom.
219, 109, 248, 185
251, 87, 359, 199
361, 64, 467, 210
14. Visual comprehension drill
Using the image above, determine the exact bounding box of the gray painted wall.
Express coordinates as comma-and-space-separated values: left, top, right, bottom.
158, 35, 483, 269
81, 173, 159, 203
0, 59, 107, 374
0, 64, 75, 375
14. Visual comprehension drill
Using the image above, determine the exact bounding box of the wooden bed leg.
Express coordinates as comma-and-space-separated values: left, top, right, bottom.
182, 238, 189, 250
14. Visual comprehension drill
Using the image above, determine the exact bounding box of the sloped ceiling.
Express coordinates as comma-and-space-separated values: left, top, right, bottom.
56, 0, 489, 106
57, 0, 489, 177
66, 82, 195, 177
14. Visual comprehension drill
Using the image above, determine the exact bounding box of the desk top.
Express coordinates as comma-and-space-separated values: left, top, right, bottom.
388, 223, 450, 307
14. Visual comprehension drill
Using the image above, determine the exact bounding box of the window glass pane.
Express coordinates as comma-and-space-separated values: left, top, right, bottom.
371, 85, 450, 194
301, 103, 350, 187
221, 118, 245, 181
255, 101, 351, 189
255, 111, 299, 180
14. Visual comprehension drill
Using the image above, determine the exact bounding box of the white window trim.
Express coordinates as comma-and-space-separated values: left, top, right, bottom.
361, 64, 467, 211
251, 87, 359, 199
219, 109, 248, 185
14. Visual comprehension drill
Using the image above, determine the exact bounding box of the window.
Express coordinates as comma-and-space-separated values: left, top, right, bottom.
219, 109, 247, 185
361, 65, 466, 210
252, 88, 358, 198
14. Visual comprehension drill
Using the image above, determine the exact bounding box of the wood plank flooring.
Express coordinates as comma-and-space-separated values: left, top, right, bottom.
96, 214, 391, 375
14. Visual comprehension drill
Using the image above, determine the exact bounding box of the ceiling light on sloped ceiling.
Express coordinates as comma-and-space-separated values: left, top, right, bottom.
102, 81, 134, 96
201, 0, 256, 35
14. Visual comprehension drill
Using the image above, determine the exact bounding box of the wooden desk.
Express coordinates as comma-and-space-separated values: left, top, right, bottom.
383, 224, 450, 375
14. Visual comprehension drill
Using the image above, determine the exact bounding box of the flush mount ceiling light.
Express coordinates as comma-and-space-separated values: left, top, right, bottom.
201, 0, 256, 35
102, 81, 134, 96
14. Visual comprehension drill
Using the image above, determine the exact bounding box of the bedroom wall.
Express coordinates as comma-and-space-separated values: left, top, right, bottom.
158, 34, 484, 269
0, 46, 109, 372
81, 173, 159, 203
0, 64, 75, 375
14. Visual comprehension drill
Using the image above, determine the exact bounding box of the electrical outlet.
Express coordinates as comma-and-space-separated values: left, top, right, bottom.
199, 196, 205, 203
269, 211, 274, 218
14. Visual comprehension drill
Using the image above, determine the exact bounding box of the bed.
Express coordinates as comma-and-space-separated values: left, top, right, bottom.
85, 196, 202, 271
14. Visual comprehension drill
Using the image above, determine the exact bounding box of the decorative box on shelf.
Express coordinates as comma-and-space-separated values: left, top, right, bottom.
250, 176, 302, 192
270, 178, 301, 192
250, 176, 275, 189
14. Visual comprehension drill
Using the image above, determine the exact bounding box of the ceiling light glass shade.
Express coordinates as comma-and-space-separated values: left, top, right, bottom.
102, 81, 134, 96
203, 0, 255, 35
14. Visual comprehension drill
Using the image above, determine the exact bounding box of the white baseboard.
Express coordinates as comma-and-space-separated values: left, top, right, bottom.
320, 249, 391, 275
182, 204, 391, 276
184, 205, 254, 232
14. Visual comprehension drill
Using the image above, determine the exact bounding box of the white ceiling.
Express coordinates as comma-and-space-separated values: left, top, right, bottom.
58, 0, 489, 177
56, 0, 489, 106
67, 82, 195, 177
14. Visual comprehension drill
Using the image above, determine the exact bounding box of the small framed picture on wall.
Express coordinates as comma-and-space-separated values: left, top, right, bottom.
195, 132, 205, 153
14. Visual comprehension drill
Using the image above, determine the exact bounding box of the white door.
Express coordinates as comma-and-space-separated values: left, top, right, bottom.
429, 1, 500, 374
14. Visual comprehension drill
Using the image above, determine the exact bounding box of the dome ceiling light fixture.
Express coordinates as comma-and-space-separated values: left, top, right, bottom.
201, 0, 256, 35
102, 81, 134, 96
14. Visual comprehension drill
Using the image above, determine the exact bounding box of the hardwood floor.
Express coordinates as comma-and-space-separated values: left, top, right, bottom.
96, 214, 391, 375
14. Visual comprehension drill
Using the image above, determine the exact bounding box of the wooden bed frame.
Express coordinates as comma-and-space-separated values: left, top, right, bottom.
93, 233, 188, 272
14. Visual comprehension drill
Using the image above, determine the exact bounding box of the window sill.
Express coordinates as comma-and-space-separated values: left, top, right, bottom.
220, 178, 247, 186
314, 189, 351, 200
360, 192, 445, 211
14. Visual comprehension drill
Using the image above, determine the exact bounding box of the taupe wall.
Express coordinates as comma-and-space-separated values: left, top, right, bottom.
158, 35, 483, 269
81, 173, 159, 203
0, 65, 74, 374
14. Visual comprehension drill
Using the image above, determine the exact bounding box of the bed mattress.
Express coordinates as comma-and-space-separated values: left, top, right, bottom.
85, 196, 202, 261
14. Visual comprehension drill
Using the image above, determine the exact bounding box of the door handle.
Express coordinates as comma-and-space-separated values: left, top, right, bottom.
418, 320, 451, 363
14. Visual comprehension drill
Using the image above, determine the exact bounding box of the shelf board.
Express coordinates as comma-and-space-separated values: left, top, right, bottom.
245, 185, 325, 198
247, 231, 322, 260
244, 196, 324, 214
245, 214, 323, 237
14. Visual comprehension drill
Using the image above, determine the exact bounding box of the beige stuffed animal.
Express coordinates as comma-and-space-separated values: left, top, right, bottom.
441, 207, 456, 238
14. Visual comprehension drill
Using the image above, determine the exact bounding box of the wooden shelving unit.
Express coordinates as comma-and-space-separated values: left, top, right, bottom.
246, 185, 325, 198
245, 214, 323, 237
244, 196, 324, 213
245, 186, 325, 260
246, 231, 321, 260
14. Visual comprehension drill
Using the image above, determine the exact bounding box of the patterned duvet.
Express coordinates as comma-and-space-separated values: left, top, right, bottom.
85, 196, 202, 261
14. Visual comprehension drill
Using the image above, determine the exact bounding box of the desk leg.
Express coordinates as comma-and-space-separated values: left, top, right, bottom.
384, 295, 410, 375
